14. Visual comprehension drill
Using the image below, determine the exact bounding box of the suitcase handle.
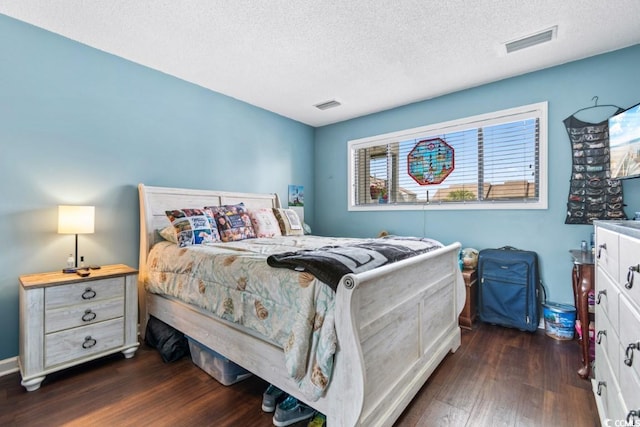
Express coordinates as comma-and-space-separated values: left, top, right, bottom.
538, 280, 547, 305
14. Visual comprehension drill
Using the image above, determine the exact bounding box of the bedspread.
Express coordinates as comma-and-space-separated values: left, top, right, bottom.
146, 235, 375, 400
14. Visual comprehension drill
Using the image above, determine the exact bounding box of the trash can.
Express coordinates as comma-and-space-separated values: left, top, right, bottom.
543, 302, 576, 340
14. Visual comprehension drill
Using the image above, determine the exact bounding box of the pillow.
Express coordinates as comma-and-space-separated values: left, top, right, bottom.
273, 208, 304, 236
207, 203, 257, 242
158, 225, 178, 243
165, 208, 221, 247
248, 208, 282, 238
303, 222, 312, 235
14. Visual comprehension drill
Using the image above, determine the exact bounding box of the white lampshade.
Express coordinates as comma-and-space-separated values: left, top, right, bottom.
58, 205, 95, 234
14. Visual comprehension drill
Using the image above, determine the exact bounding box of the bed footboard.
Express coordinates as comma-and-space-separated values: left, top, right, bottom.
327, 242, 463, 426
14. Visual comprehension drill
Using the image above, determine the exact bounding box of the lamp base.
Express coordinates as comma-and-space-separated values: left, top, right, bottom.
62, 267, 77, 274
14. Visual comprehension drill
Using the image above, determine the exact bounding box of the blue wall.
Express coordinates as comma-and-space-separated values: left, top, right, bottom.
314, 44, 640, 307
0, 16, 314, 359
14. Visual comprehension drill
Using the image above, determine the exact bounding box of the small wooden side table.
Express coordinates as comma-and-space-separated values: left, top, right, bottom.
569, 249, 594, 379
19, 264, 139, 391
459, 269, 477, 330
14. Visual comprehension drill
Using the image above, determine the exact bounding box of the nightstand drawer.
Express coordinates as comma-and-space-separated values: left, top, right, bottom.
44, 317, 124, 367
45, 277, 124, 309
45, 297, 124, 333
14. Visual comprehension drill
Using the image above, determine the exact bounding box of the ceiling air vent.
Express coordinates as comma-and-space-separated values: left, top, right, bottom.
314, 100, 341, 110
505, 26, 557, 53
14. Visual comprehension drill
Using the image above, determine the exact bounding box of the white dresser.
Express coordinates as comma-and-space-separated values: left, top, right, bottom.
593, 221, 640, 424
19, 264, 139, 391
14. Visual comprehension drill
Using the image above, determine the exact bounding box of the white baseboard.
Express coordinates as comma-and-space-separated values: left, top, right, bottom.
0, 357, 19, 377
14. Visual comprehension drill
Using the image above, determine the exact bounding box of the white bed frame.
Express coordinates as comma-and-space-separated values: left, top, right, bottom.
138, 184, 464, 427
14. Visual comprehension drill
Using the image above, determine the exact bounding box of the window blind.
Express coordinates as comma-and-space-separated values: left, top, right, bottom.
349, 102, 547, 210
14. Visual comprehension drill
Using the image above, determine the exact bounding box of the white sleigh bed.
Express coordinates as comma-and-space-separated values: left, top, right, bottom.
138, 184, 465, 427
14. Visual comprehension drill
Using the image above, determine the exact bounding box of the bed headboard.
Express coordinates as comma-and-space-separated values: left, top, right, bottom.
138, 183, 281, 283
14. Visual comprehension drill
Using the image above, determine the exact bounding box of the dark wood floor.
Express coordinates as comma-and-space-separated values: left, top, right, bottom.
0, 322, 599, 427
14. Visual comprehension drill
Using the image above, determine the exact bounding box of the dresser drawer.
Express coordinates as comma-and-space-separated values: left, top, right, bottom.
44, 318, 124, 367
619, 358, 640, 418
619, 234, 640, 310
595, 354, 627, 423
595, 268, 620, 330
594, 345, 620, 422
45, 297, 124, 333
595, 307, 620, 381
596, 227, 619, 283
619, 296, 640, 379
45, 277, 124, 310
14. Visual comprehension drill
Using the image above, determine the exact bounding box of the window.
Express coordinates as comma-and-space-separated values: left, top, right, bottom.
348, 102, 548, 210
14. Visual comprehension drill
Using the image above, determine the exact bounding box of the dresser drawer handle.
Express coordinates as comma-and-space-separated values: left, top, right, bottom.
625, 342, 639, 367
628, 410, 639, 423
81, 309, 97, 322
596, 380, 606, 396
626, 265, 639, 289
82, 336, 97, 349
597, 243, 606, 259
81, 288, 96, 300
596, 330, 606, 344
596, 290, 606, 304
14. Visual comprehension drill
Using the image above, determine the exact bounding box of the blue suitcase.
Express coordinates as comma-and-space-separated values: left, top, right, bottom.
477, 246, 542, 332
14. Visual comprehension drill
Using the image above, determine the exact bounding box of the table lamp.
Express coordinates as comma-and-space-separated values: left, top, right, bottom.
58, 205, 95, 272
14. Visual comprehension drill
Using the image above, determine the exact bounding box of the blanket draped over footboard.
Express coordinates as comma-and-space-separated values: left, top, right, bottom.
266, 236, 443, 290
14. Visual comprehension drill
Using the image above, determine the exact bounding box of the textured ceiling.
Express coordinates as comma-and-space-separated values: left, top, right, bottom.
1, 1, 639, 126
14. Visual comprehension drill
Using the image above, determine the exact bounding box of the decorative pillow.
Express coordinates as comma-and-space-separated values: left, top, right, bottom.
207, 203, 257, 242
303, 222, 312, 235
248, 208, 282, 238
165, 208, 221, 247
273, 208, 304, 236
158, 225, 178, 243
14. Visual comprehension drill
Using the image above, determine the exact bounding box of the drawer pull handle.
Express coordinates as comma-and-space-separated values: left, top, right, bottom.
81, 309, 96, 322
628, 410, 639, 423
597, 243, 606, 259
596, 330, 606, 344
82, 288, 96, 300
625, 342, 640, 367
626, 264, 639, 289
82, 336, 97, 349
596, 380, 606, 396
596, 289, 606, 304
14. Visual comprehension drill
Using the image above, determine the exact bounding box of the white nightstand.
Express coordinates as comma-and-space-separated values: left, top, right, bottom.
19, 264, 139, 391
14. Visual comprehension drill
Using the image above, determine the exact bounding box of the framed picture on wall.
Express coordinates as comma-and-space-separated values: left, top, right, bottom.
288, 185, 304, 207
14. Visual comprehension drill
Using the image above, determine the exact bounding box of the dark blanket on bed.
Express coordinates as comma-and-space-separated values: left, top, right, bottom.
266, 236, 443, 290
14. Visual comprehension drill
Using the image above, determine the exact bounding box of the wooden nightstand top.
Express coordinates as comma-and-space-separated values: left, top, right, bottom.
19, 264, 138, 289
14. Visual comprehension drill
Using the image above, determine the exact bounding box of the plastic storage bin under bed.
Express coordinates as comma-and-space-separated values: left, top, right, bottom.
187, 337, 253, 386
